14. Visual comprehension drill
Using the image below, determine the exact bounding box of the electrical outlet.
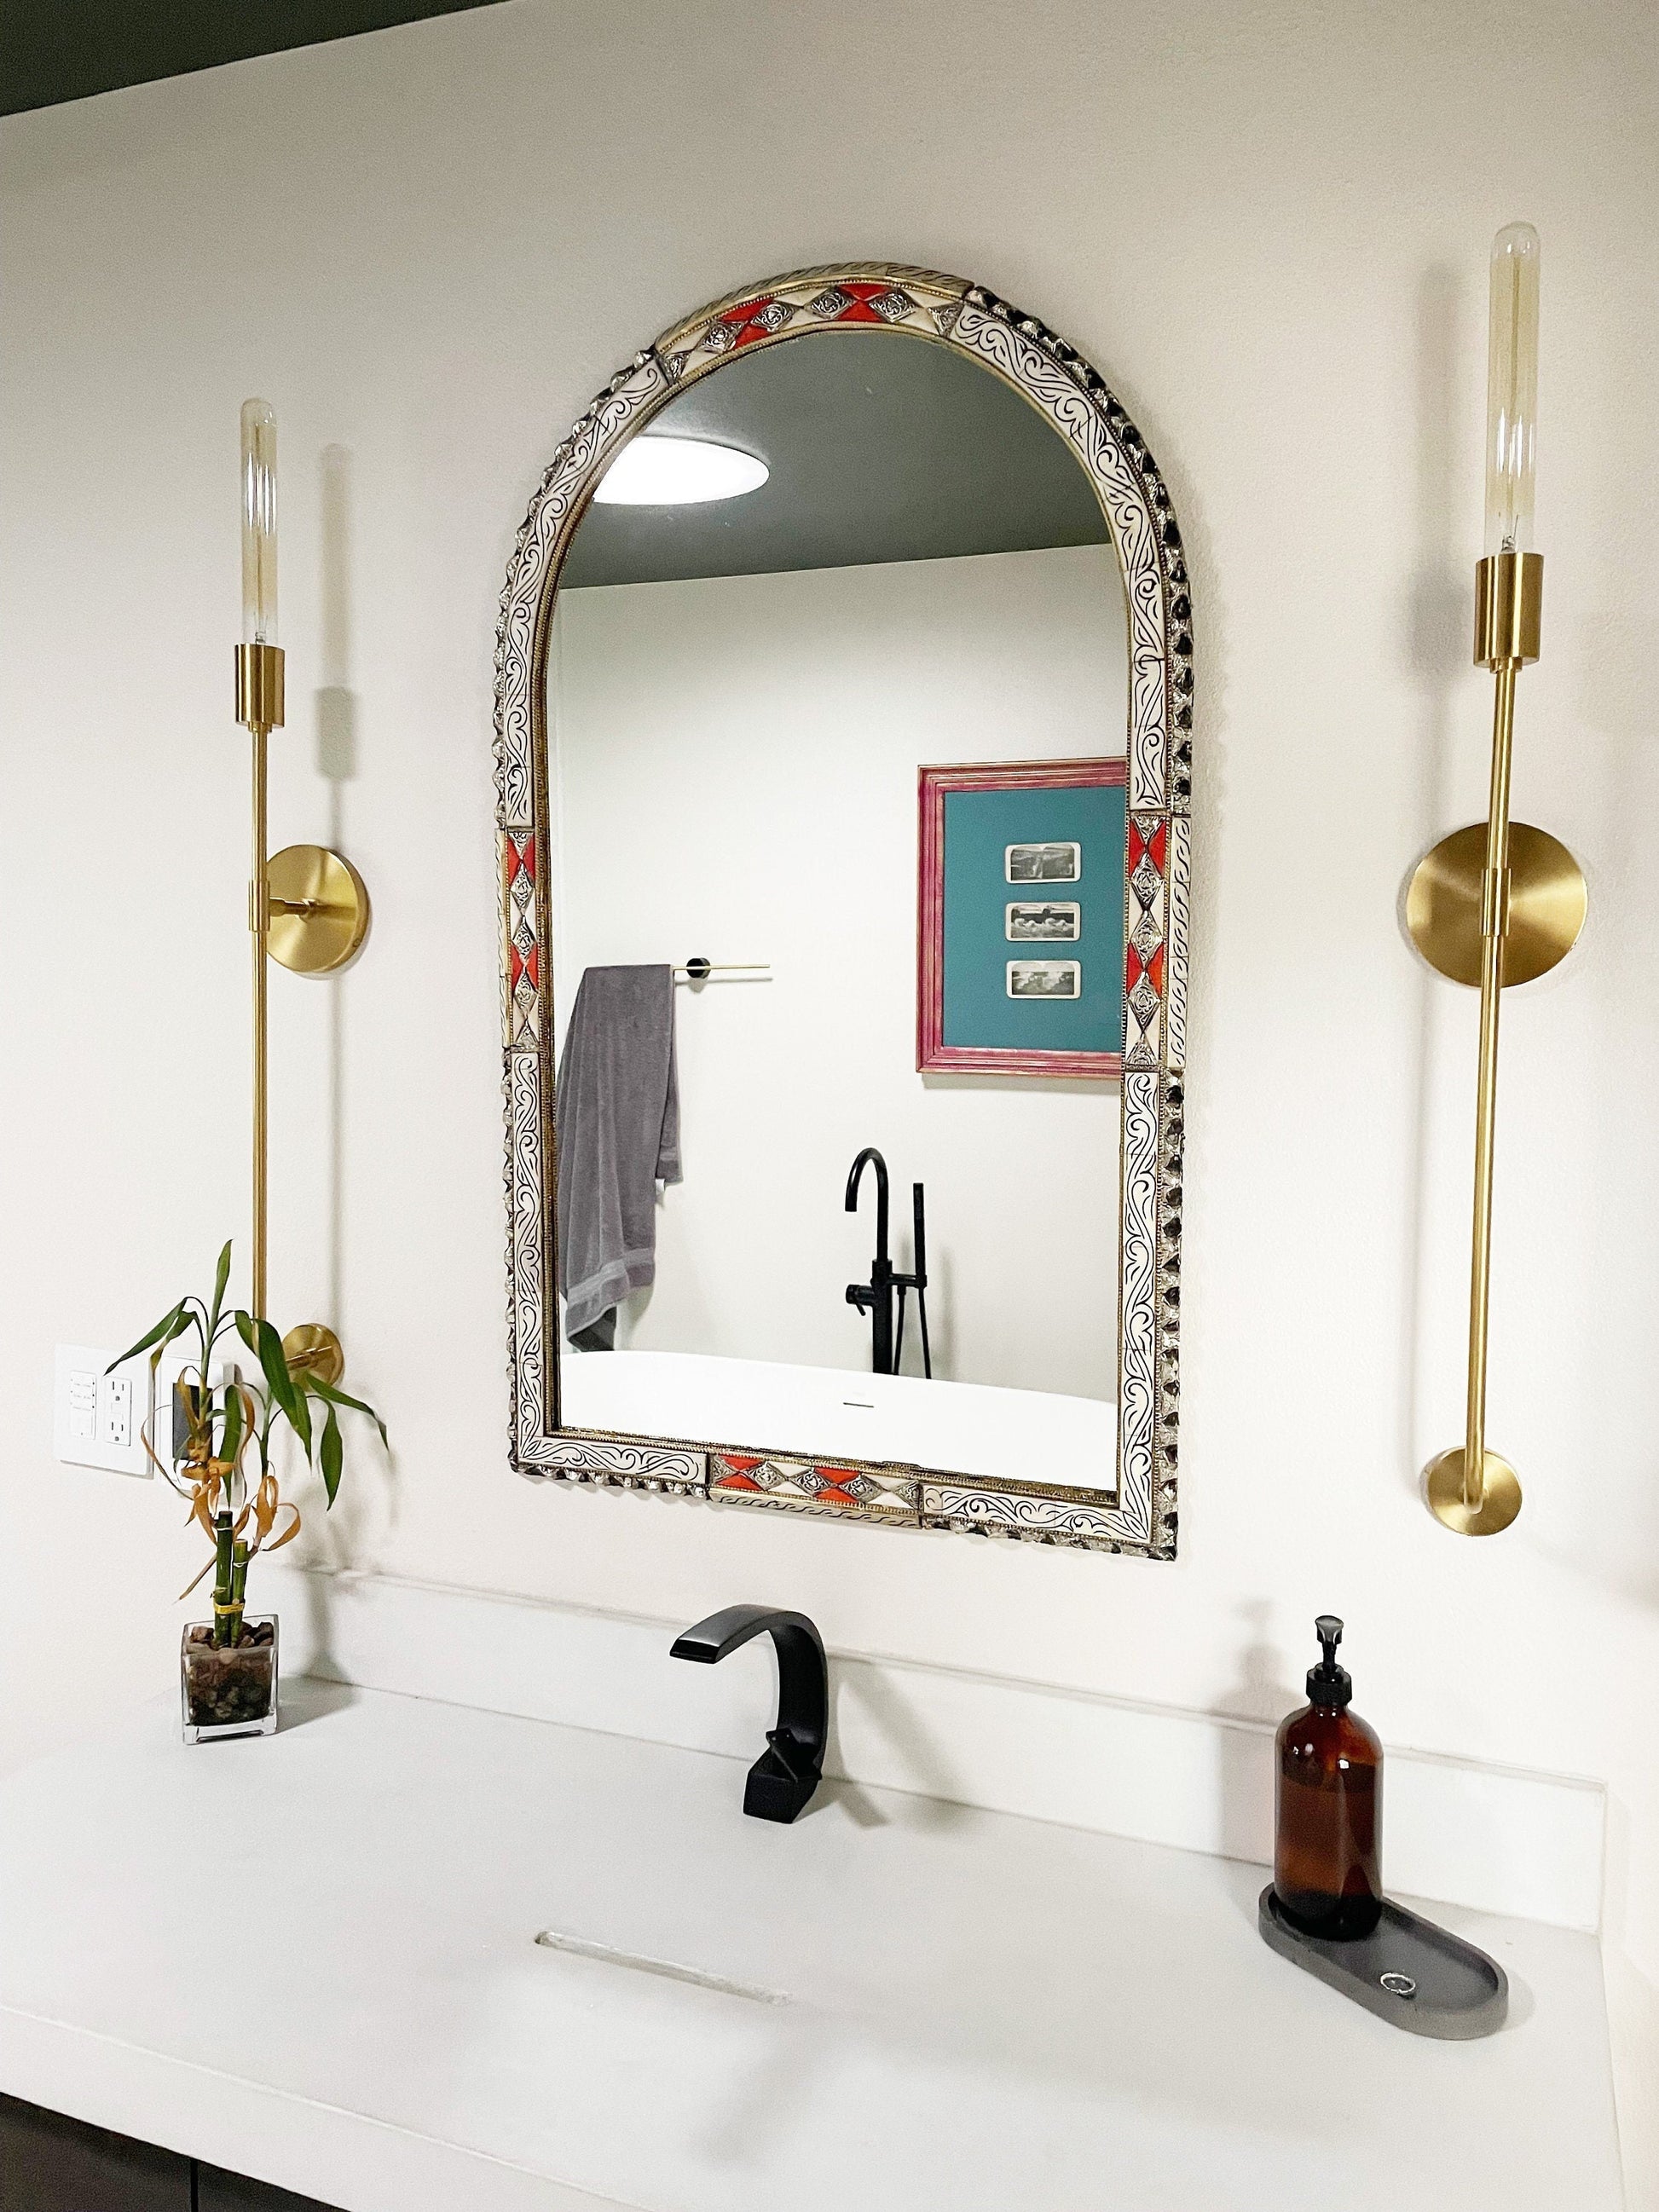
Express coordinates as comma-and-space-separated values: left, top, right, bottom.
54, 1344, 152, 1478
102, 1374, 133, 1450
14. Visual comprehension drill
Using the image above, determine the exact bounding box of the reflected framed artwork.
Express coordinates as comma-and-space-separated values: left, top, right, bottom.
916, 758, 1128, 1077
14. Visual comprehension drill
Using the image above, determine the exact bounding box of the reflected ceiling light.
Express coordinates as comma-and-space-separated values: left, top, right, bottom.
593, 435, 769, 506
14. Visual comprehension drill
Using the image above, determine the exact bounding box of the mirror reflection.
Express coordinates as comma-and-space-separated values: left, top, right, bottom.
546, 330, 1129, 1490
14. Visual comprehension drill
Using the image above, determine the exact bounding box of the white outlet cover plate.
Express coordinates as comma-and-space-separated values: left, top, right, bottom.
53, 1343, 153, 1479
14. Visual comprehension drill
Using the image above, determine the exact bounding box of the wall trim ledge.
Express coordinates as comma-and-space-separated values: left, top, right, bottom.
269, 1563, 1604, 1932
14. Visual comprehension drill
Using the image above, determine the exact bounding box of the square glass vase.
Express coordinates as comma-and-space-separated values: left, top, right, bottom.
180, 1614, 279, 1743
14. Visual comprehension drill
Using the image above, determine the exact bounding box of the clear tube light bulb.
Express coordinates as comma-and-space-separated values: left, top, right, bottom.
1484, 222, 1540, 557
240, 398, 278, 645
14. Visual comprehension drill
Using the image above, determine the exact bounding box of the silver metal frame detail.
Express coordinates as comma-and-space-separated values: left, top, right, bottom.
493, 264, 1191, 1560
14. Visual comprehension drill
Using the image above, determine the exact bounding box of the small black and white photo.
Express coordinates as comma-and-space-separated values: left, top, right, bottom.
1007, 958, 1082, 999
1005, 840, 1081, 884
1006, 899, 1080, 942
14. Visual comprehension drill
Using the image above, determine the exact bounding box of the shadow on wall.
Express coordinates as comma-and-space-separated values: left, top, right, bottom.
1397, 261, 1474, 1502
1213, 1599, 1298, 1865
826, 1661, 972, 1828
309, 443, 398, 1565
1572, 267, 1659, 1610
317, 442, 357, 1333
825, 1597, 1303, 1871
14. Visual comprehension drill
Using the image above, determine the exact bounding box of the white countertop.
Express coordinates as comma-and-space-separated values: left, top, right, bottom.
0, 1680, 1623, 2212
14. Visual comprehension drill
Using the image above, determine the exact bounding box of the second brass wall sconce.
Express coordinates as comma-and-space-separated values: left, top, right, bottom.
1405, 225, 1587, 1536
238, 400, 371, 1383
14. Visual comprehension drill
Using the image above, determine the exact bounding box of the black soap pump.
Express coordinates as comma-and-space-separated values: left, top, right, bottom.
1273, 1615, 1383, 1940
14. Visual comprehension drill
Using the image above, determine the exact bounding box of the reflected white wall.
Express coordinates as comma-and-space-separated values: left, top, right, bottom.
551, 545, 1125, 1400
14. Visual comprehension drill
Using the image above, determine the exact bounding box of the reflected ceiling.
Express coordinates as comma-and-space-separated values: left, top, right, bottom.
562, 331, 1111, 590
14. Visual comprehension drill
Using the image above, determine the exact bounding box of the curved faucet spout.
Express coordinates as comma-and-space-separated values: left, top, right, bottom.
845, 1145, 889, 1265
670, 1606, 827, 1823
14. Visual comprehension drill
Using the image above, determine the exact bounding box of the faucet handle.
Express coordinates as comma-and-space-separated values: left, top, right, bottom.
846, 1282, 874, 1312
765, 1725, 818, 1783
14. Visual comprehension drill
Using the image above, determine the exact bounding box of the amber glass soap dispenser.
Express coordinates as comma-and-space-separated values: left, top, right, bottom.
1273, 1615, 1383, 1940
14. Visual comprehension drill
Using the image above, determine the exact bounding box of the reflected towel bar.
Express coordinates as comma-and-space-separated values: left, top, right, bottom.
673, 957, 771, 982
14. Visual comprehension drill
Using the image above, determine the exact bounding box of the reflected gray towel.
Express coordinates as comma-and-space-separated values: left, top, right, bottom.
555, 963, 681, 1344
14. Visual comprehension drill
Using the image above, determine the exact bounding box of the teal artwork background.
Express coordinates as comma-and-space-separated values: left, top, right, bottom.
940, 783, 1126, 1052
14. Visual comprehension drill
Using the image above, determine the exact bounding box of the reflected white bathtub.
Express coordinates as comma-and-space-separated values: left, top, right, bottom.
560, 1349, 1115, 1492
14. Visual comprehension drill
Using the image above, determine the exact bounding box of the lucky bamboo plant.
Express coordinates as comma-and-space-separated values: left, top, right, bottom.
112, 1241, 387, 1648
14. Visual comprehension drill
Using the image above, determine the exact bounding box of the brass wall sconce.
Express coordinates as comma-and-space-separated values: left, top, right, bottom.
237, 401, 371, 1379
1405, 227, 1586, 1536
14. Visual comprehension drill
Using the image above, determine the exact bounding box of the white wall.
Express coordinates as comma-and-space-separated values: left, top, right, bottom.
1, 0, 1656, 2194
552, 546, 1124, 1401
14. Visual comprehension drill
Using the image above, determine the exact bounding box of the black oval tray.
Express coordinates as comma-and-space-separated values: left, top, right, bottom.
1258, 1886, 1508, 2039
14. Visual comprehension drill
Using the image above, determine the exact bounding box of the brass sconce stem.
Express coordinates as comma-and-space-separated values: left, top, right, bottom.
234, 638, 362, 1383
236, 642, 285, 1323
1460, 647, 1517, 1517
1413, 549, 1568, 1537
251, 722, 269, 1322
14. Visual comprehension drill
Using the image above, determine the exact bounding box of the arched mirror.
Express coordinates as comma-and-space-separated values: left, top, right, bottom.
495, 267, 1189, 1557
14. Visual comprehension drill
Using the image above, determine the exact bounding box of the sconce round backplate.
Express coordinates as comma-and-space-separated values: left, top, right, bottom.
280, 1322, 344, 1389
1406, 823, 1585, 987
1425, 1447, 1523, 1536
267, 845, 370, 974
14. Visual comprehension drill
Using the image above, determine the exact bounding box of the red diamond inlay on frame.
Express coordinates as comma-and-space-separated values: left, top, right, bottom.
1127, 819, 1166, 877
720, 297, 781, 347
719, 281, 909, 348
1124, 942, 1165, 1002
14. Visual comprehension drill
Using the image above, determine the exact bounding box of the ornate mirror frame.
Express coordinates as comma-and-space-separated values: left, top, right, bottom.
494, 265, 1191, 1561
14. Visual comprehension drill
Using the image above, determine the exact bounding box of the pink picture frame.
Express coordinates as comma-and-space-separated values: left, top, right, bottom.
916, 756, 1128, 1079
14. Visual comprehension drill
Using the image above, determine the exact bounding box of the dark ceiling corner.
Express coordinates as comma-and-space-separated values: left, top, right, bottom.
2, 0, 510, 118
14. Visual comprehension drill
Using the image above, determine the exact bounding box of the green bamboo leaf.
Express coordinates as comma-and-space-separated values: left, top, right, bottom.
107, 1300, 188, 1374
256, 1319, 298, 1409
234, 1309, 261, 1358
220, 1381, 244, 1464
204, 1241, 233, 1351
159, 1310, 196, 1365
320, 1401, 343, 1506
308, 1375, 390, 1451
257, 1320, 311, 1457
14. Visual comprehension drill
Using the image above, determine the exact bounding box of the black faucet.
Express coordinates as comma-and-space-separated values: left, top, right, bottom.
845, 1146, 895, 1373
669, 1605, 827, 1823
846, 1148, 932, 1377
